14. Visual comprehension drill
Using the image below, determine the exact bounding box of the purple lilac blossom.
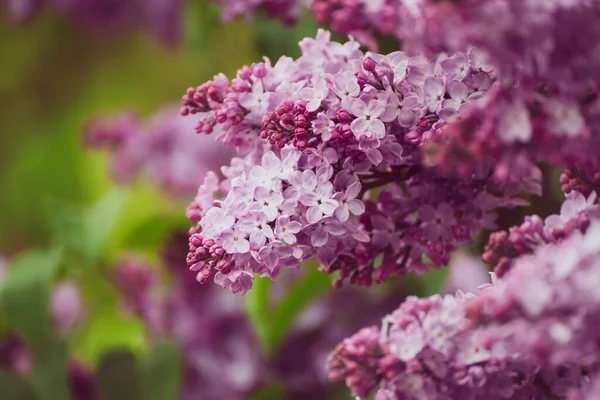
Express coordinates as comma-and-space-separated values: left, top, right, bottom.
386, 1, 600, 184
85, 106, 234, 197
3, 0, 183, 47
327, 289, 562, 399
180, 30, 538, 294
328, 264, 599, 399
469, 217, 600, 372
483, 190, 600, 277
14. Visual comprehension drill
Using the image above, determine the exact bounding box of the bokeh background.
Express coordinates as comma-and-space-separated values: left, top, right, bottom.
0, 4, 456, 399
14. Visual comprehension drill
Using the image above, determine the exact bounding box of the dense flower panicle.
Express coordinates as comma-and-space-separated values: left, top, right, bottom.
85, 106, 234, 197
483, 190, 600, 277
469, 217, 600, 371
327, 289, 580, 399
3, 0, 183, 46
209, 0, 306, 25
560, 167, 600, 197
329, 271, 600, 399
389, 1, 600, 180
182, 30, 539, 294
391, 0, 600, 87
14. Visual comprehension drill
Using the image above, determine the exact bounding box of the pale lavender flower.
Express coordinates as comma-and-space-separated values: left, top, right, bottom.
300, 77, 329, 112
274, 215, 302, 244
334, 182, 366, 222
350, 99, 386, 139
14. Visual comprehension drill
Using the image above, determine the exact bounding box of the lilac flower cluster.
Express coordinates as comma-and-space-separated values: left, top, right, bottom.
327, 290, 564, 399
3, 0, 183, 46
483, 190, 599, 277
386, 1, 600, 183
469, 217, 600, 373
85, 106, 234, 197
181, 30, 539, 294
328, 201, 600, 399
112, 233, 404, 400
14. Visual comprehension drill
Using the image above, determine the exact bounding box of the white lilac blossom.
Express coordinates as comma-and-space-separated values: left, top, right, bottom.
181, 30, 538, 294
85, 105, 234, 197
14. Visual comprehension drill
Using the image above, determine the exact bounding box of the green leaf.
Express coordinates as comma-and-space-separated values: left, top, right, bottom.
244, 277, 272, 355
0, 369, 37, 400
269, 265, 333, 352
46, 188, 126, 262
75, 310, 147, 364
121, 213, 188, 252
247, 383, 286, 400
0, 249, 69, 400
97, 349, 142, 400
244, 261, 334, 356
141, 341, 182, 400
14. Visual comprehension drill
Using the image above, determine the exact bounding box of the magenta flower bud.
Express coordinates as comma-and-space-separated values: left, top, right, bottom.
295, 114, 308, 127
215, 111, 227, 124
336, 109, 351, 122
281, 113, 295, 129
362, 57, 377, 73
252, 63, 267, 78
190, 234, 203, 247
294, 127, 307, 137
203, 239, 215, 248
238, 65, 252, 80
338, 124, 352, 138
356, 71, 368, 87
207, 86, 221, 102
215, 259, 229, 270
295, 100, 307, 114
276, 104, 290, 116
